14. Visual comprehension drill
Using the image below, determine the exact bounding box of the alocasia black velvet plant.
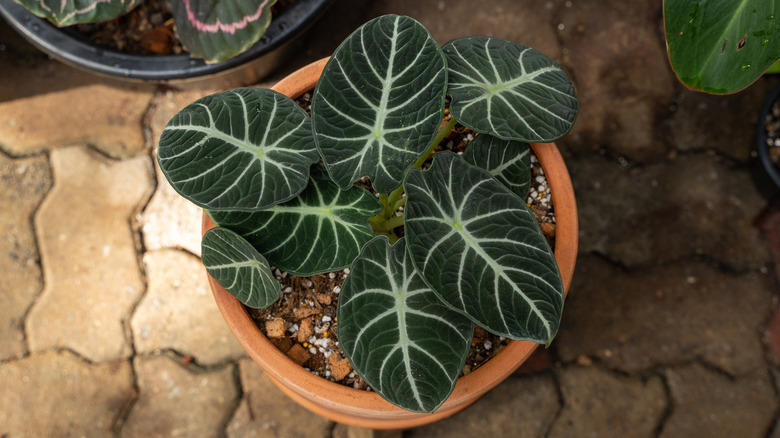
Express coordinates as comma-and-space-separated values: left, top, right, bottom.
12, 0, 276, 62
157, 14, 578, 413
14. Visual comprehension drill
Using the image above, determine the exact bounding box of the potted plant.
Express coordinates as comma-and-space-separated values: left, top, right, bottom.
157, 14, 578, 428
0, 0, 332, 82
664, 0, 780, 95
664, 0, 780, 196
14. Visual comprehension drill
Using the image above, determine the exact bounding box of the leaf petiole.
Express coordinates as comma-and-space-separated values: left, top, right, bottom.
372, 215, 405, 233
392, 195, 407, 210
412, 116, 459, 170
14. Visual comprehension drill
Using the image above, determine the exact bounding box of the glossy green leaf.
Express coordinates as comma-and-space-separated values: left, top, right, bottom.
665, 0, 780, 94
462, 134, 531, 198
443, 36, 577, 142
311, 14, 447, 193
338, 236, 474, 413
209, 165, 382, 276
14, 0, 141, 26
158, 88, 319, 211
404, 152, 563, 343
170, 0, 275, 63
201, 227, 280, 309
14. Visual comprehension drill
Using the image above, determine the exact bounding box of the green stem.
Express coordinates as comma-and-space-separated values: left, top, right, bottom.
388, 232, 400, 245
378, 193, 389, 209
387, 185, 404, 212
392, 196, 407, 210
372, 215, 405, 233
412, 116, 459, 170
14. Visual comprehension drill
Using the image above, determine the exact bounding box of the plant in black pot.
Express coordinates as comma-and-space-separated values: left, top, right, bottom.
0, 0, 332, 81
664, 0, 780, 195
157, 14, 578, 414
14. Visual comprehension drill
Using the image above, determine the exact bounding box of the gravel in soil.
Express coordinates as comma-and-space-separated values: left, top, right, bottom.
765, 99, 780, 166
246, 99, 557, 390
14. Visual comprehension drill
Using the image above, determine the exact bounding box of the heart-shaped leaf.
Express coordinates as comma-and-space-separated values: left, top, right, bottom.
158, 88, 319, 211
664, 0, 780, 94
201, 227, 281, 309
311, 14, 447, 193
210, 165, 382, 276
404, 152, 564, 343
463, 134, 531, 198
170, 0, 275, 63
14, 0, 141, 26
443, 37, 577, 143
338, 236, 474, 413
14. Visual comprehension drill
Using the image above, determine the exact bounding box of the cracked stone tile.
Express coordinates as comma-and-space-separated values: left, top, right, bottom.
368, 0, 562, 60
556, 257, 773, 376
557, 0, 676, 162
406, 374, 559, 438
27, 147, 154, 362
549, 365, 666, 438
661, 363, 776, 438
226, 358, 333, 438
140, 88, 218, 256
573, 153, 771, 271
121, 354, 239, 438
0, 57, 155, 159
665, 80, 778, 163
0, 350, 134, 437
0, 152, 51, 360
768, 368, 780, 438
332, 425, 403, 438
131, 249, 245, 365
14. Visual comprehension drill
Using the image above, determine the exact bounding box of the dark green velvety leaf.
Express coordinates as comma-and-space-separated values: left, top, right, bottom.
444, 36, 577, 142
171, 0, 275, 63
463, 134, 531, 198
404, 152, 563, 343
210, 165, 382, 276
201, 227, 280, 309
14, 0, 141, 26
158, 88, 318, 211
338, 236, 474, 413
311, 14, 447, 193
664, 0, 780, 94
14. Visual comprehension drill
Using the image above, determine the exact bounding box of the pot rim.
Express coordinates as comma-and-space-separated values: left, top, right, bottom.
202, 57, 578, 428
0, 0, 332, 82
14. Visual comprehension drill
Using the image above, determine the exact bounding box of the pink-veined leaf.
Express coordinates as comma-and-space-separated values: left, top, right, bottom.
170, 0, 276, 63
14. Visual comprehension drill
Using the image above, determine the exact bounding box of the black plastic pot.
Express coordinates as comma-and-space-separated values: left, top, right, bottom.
0, 0, 332, 84
755, 82, 780, 199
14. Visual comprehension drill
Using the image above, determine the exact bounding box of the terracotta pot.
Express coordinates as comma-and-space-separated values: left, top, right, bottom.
202, 57, 578, 429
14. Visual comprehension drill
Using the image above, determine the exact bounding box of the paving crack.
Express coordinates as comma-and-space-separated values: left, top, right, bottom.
651, 369, 673, 438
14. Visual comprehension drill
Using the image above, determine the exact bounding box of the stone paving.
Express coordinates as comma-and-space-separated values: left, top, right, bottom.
2, 0, 780, 437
